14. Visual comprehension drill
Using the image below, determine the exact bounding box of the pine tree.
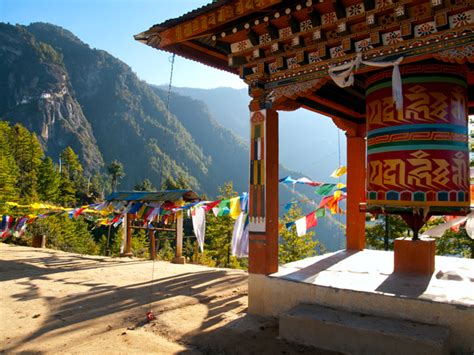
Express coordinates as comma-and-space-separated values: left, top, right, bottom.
0, 122, 20, 203
59, 173, 77, 206
161, 174, 189, 190
10, 124, 43, 201
59, 147, 86, 205
279, 205, 320, 264
107, 160, 125, 191
134, 178, 155, 191
37, 157, 61, 203
89, 172, 108, 201
205, 182, 240, 267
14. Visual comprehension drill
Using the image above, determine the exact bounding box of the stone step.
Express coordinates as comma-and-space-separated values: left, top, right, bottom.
280, 304, 450, 355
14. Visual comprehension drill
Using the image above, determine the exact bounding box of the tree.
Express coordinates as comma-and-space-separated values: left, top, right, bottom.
107, 160, 125, 191
10, 124, 43, 201
205, 182, 241, 267
134, 178, 155, 191
89, 172, 108, 201
161, 174, 189, 190
279, 205, 321, 264
60, 147, 83, 180
365, 214, 410, 251
0, 122, 19, 203
37, 157, 61, 203
57, 147, 85, 206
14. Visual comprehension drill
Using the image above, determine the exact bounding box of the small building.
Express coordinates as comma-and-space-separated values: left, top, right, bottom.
134, 1, 473, 352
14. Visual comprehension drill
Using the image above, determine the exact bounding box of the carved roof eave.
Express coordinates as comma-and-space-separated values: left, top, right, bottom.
256, 28, 474, 91
135, 32, 237, 74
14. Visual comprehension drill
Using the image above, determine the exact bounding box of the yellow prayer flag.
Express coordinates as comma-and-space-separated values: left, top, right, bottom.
331, 166, 347, 178
136, 205, 147, 218
229, 196, 241, 219
336, 182, 346, 189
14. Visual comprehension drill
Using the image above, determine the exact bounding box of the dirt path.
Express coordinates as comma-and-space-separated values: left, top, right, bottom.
0, 244, 333, 354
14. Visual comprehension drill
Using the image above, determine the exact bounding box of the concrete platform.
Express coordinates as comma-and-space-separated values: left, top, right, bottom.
249, 250, 474, 352
280, 304, 449, 355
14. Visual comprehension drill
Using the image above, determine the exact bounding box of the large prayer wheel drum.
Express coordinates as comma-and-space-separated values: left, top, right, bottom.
366, 64, 470, 215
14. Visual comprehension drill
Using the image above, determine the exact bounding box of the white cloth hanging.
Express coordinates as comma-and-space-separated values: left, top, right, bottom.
421, 214, 471, 238
328, 53, 404, 110
231, 213, 249, 258
464, 212, 474, 240
191, 206, 206, 252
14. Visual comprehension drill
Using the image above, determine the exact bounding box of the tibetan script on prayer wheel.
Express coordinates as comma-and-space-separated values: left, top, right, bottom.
366, 64, 470, 213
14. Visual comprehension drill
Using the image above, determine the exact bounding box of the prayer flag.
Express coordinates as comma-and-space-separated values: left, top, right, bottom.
128, 203, 143, 214
295, 211, 318, 237
231, 213, 249, 257
316, 208, 326, 218
217, 199, 230, 217
229, 196, 242, 219
192, 207, 206, 252
136, 205, 147, 218
205, 200, 220, 212
315, 184, 336, 196
331, 166, 347, 178
296, 177, 322, 187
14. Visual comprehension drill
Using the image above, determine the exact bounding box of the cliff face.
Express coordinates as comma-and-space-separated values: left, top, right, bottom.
0, 23, 103, 171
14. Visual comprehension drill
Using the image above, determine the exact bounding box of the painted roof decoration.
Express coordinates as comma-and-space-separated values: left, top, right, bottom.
136, 0, 473, 119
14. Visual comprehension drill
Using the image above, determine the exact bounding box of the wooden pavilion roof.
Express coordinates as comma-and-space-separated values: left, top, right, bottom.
135, 0, 474, 121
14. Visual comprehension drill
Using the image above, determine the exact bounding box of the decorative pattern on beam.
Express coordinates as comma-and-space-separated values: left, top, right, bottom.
251, 26, 474, 88
215, 1, 473, 84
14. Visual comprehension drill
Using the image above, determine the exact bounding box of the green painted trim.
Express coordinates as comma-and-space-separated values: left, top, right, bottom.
368, 123, 467, 138
366, 76, 467, 95
367, 143, 468, 155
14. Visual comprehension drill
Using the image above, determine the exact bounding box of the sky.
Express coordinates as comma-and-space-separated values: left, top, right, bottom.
0, 0, 247, 89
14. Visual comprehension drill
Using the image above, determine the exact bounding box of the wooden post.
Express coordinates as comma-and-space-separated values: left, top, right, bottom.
248, 107, 279, 275
346, 134, 366, 251
125, 213, 133, 256
149, 228, 156, 260
172, 211, 185, 264
332, 118, 366, 251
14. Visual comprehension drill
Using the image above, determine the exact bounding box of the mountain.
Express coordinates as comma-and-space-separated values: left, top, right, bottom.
0, 22, 343, 250
0, 23, 307, 195
0, 23, 103, 171
171, 87, 347, 182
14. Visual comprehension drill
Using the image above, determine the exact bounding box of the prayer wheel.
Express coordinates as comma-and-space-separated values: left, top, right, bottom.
365, 64, 470, 227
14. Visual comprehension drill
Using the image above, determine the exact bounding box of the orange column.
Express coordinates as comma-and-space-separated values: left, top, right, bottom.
248, 108, 279, 275
346, 134, 366, 250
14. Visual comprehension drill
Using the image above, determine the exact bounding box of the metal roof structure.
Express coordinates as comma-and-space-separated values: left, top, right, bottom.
106, 190, 200, 202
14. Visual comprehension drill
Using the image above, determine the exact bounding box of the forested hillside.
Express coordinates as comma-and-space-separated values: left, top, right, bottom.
0, 22, 343, 250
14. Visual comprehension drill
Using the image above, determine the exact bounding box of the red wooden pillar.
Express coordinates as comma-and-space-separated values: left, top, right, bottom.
346, 133, 366, 250
248, 108, 279, 275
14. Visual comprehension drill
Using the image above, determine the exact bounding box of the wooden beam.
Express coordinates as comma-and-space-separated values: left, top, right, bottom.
157, 0, 282, 47
182, 40, 228, 61
303, 93, 365, 119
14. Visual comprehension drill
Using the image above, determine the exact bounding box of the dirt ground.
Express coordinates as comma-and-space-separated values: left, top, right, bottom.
0, 243, 335, 354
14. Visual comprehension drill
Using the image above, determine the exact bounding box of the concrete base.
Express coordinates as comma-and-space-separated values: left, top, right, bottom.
249, 250, 474, 352
394, 237, 435, 275
172, 256, 186, 264
280, 304, 449, 355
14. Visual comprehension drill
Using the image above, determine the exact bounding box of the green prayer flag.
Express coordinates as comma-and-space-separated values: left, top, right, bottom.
315, 184, 336, 196
316, 208, 326, 218
217, 199, 230, 216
